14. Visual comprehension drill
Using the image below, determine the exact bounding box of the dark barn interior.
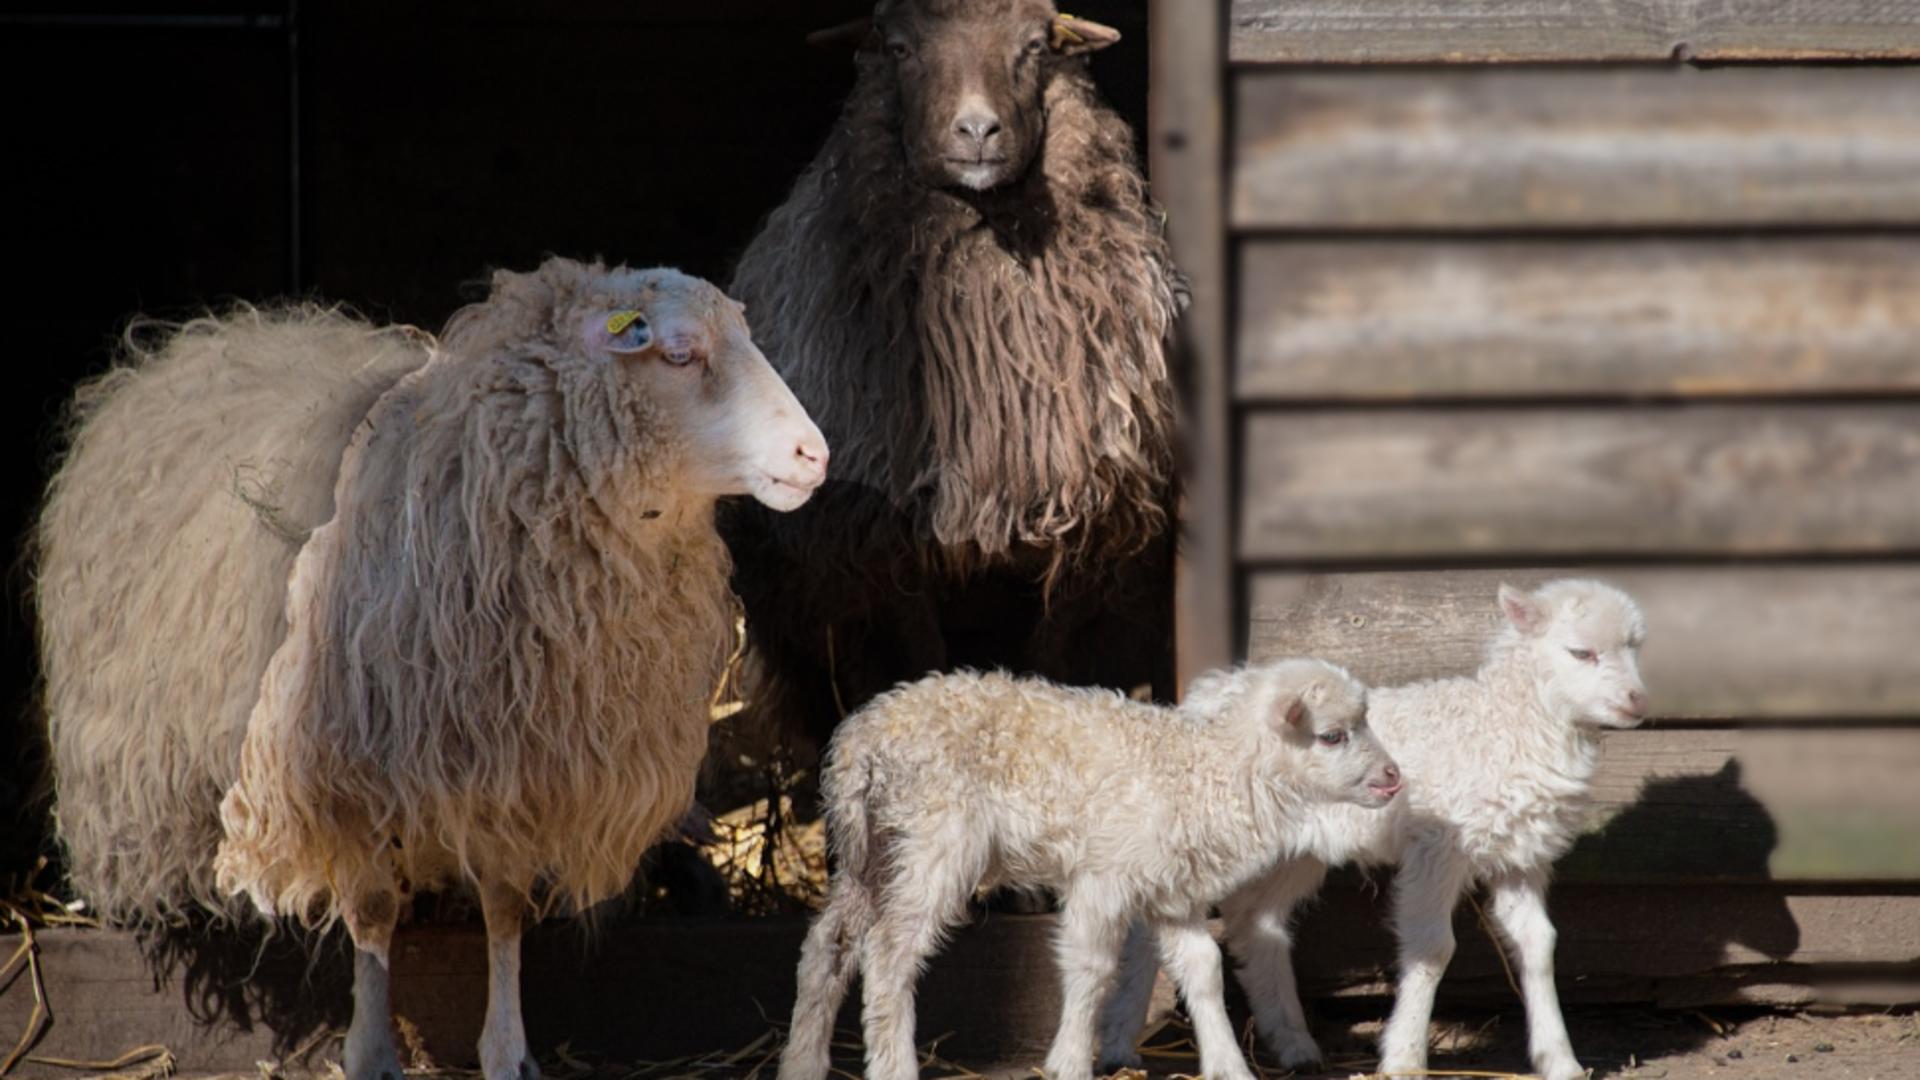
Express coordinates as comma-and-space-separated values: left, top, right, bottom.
0, 0, 1150, 883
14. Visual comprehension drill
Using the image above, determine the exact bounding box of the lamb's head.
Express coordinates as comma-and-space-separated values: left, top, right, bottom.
1498, 579, 1650, 730
458, 258, 829, 512
1207, 658, 1403, 810
833, 0, 1120, 192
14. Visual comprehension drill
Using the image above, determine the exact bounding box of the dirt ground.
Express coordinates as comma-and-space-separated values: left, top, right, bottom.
1088, 1006, 1920, 1080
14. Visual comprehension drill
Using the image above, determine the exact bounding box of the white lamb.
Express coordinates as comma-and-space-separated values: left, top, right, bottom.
1097, 579, 1650, 1080
777, 660, 1404, 1080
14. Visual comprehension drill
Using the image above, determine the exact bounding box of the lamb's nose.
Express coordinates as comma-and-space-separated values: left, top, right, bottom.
1383, 765, 1401, 785
1626, 689, 1648, 714
955, 111, 1002, 145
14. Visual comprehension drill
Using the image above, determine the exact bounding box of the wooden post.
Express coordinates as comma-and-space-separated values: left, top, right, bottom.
1151, 0, 1233, 690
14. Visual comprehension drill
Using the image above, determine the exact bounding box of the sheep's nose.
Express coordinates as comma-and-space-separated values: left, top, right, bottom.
955, 111, 1003, 145
1626, 689, 1648, 714
1383, 764, 1401, 785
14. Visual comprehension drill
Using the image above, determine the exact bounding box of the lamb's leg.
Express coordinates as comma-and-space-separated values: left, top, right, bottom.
1093, 921, 1156, 1072
779, 877, 872, 1080
1486, 871, 1583, 1080
1043, 896, 1131, 1080
478, 881, 539, 1080
341, 884, 404, 1080
1220, 855, 1329, 1067
1154, 916, 1256, 1080
1378, 846, 1470, 1078
860, 841, 977, 1080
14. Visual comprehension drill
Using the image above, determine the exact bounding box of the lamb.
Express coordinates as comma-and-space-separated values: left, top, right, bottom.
727, 0, 1185, 745
1097, 579, 1651, 1080
778, 660, 1404, 1080
36, 256, 827, 1080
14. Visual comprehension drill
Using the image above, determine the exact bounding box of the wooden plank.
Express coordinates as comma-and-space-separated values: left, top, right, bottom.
1233, 69, 1920, 229
1292, 880, 1920, 1005
1153, 0, 1235, 688
1564, 728, 1920, 882
1230, 0, 1920, 63
1239, 406, 1920, 559
1237, 239, 1920, 401
1247, 566, 1920, 719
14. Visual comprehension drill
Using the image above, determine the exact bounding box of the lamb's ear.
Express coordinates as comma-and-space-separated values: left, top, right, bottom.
1269, 694, 1307, 735
1051, 13, 1121, 55
807, 16, 873, 48
1498, 583, 1548, 636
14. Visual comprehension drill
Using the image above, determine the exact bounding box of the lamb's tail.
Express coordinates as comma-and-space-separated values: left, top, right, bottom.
778, 744, 880, 1080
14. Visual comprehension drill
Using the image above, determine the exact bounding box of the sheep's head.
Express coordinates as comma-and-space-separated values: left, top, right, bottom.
1204, 659, 1403, 810
465, 259, 829, 512
836, 0, 1120, 192
1499, 579, 1650, 730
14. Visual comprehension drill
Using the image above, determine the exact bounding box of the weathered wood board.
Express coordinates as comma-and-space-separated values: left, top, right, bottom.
1233, 69, 1920, 228
1230, 0, 1920, 63
1237, 239, 1920, 400
1248, 567, 1920, 719
1239, 406, 1920, 559
6, 899, 1918, 1073
1562, 728, 1920, 882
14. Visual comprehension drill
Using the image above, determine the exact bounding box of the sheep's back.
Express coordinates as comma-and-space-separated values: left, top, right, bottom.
36, 309, 426, 924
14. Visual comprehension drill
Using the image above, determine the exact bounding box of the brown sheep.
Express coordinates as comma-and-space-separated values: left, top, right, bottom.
727, 0, 1185, 747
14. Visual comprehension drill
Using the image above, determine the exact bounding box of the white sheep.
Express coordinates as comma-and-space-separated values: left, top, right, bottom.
202, 258, 827, 1080
778, 660, 1403, 1080
1098, 579, 1650, 1080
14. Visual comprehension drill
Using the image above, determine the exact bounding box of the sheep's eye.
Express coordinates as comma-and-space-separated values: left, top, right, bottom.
662, 346, 701, 368
888, 40, 912, 60
1316, 730, 1348, 747
1567, 647, 1596, 662
1023, 36, 1047, 56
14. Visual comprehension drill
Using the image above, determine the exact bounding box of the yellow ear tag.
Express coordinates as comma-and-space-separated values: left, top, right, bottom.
606, 310, 645, 336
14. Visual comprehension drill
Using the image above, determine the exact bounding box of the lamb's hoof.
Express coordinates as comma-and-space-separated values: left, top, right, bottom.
1094, 1049, 1143, 1075
518, 1055, 543, 1080
1534, 1054, 1586, 1080
1263, 1029, 1324, 1069
1376, 1057, 1425, 1080
342, 1046, 405, 1080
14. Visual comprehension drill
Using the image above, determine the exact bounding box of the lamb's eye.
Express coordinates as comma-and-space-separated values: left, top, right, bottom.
889, 40, 912, 60
1567, 648, 1596, 662
662, 346, 701, 368
1024, 36, 1047, 56
1316, 730, 1347, 747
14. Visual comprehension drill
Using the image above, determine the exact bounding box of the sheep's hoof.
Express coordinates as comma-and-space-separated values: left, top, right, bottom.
518, 1055, 543, 1080
1264, 1030, 1324, 1069
1094, 1050, 1142, 1074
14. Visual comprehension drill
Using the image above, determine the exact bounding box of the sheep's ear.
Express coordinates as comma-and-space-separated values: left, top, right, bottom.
1498, 584, 1548, 636
1051, 13, 1121, 55
807, 16, 873, 48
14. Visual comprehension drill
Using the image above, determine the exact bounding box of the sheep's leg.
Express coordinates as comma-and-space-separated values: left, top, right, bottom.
1154, 916, 1257, 1080
1378, 846, 1470, 1078
341, 886, 404, 1080
859, 837, 979, 1080
1092, 920, 1157, 1072
779, 877, 873, 1080
1220, 855, 1329, 1067
478, 881, 539, 1080
1043, 896, 1131, 1080
1486, 871, 1583, 1080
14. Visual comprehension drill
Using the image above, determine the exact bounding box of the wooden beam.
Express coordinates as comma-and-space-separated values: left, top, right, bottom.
1233, 68, 1920, 229
1237, 239, 1920, 401
1239, 405, 1920, 560
1153, 0, 1235, 686
1230, 0, 1920, 64
1247, 566, 1920, 720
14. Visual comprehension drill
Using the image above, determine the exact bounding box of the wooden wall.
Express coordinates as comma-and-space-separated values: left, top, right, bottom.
1163, 0, 1920, 1003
